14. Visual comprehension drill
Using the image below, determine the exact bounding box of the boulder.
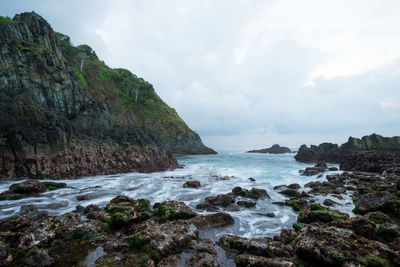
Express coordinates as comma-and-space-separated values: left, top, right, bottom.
189, 213, 234, 229
183, 181, 201, 189
205, 194, 234, 207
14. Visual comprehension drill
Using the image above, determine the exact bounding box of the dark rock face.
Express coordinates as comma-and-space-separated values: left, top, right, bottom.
340, 150, 400, 174
0, 12, 214, 179
294, 143, 342, 163
295, 134, 400, 174
247, 144, 291, 154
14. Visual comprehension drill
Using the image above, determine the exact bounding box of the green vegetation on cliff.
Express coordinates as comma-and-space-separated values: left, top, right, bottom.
55, 32, 189, 139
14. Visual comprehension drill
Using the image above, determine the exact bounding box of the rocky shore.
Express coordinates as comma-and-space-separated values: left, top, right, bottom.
1, 167, 399, 266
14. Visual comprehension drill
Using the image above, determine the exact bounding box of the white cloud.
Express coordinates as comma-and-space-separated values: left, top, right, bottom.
381, 97, 400, 108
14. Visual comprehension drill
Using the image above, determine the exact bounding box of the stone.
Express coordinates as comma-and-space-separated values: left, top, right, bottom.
77, 195, 89, 201
189, 213, 234, 229
183, 181, 201, 189
323, 199, 336, 207
205, 194, 234, 207
235, 254, 294, 267
186, 252, 219, 267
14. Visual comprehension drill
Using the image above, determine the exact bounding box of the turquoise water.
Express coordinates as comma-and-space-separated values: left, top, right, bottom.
0, 151, 349, 238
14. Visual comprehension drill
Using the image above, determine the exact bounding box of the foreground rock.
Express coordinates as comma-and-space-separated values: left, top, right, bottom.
247, 144, 291, 154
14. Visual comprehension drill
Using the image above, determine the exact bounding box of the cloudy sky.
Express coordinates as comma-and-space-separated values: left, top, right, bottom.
3, 0, 400, 150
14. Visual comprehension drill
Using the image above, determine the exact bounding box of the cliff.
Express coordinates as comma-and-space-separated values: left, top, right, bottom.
0, 12, 214, 179
295, 134, 400, 174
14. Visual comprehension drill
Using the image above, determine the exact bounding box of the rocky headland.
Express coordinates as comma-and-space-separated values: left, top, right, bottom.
295, 134, 400, 175
0, 12, 215, 179
247, 144, 291, 154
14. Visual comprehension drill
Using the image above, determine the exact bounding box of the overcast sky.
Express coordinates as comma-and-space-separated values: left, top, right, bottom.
3, 0, 400, 150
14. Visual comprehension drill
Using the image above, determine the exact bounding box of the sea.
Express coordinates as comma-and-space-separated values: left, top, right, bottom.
0, 151, 354, 239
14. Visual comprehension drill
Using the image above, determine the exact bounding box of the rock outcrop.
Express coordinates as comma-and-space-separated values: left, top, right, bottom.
0, 12, 214, 179
295, 134, 400, 174
247, 144, 291, 154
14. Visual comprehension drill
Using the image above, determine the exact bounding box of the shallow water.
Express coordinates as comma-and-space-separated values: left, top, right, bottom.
0, 151, 351, 238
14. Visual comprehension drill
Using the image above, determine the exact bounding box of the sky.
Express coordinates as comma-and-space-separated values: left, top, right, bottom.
2, 0, 400, 150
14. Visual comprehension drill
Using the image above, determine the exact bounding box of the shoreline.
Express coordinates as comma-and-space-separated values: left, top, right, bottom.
1, 154, 399, 266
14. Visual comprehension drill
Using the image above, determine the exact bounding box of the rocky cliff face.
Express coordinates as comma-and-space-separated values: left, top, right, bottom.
0, 12, 213, 179
295, 134, 400, 174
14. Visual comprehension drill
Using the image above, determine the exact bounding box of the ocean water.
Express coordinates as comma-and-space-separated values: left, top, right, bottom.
0, 151, 353, 238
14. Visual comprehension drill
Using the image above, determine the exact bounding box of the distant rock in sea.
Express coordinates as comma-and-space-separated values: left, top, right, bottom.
247, 144, 291, 154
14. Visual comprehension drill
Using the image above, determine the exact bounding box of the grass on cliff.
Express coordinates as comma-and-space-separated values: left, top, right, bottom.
55, 31, 190, 139
0, 16, 13, 25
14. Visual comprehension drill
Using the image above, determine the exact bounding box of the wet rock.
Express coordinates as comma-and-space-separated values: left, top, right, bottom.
154, 200, 193, 213
153, 201, 197, 221
328, 167, 338, 171
279, 189, 300, 198
23, 247, 54, 267
294, 225, 400, 266
232, 187, 270, 199
83, 204, 105, 220
205, 194, 234, 207
75, 205, 84, 212
189, 213, 234, 229
196, 203, 219, 212
314, 161, 327, 168
235, 254, 294, 267
246, 188, 270, 199
232, 186, 246, 196
224, 204, 241, 212
323, 199, 336, 207
354, 191, 394, 215
218, 235, 293, 258
77, 195, 89, 201
266, 213, 276, 218
186, 252, 219, 267
0, 180, 48, 200
273, 185, 286, 190
189, 238, 217, 255
237, 201, 256, 208
20, 205, 48, 219
274, 229, 298, 245
328, 216, 377, 239
248, 177, 256, 182
183, 181, 201, 189
298, 205, 349, 224
285, 199, 308, 212
287, 184, 301, 190
300, 167, 326, 176
365, 211, 392, 224
139, 220, 198, 257
157, 254, 181, 267
272, 202, 285, 206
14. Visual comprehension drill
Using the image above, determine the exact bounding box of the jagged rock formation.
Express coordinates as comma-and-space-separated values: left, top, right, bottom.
247, 144, 291, 154
295, 134, 400, 174
0, 12, 214, 179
